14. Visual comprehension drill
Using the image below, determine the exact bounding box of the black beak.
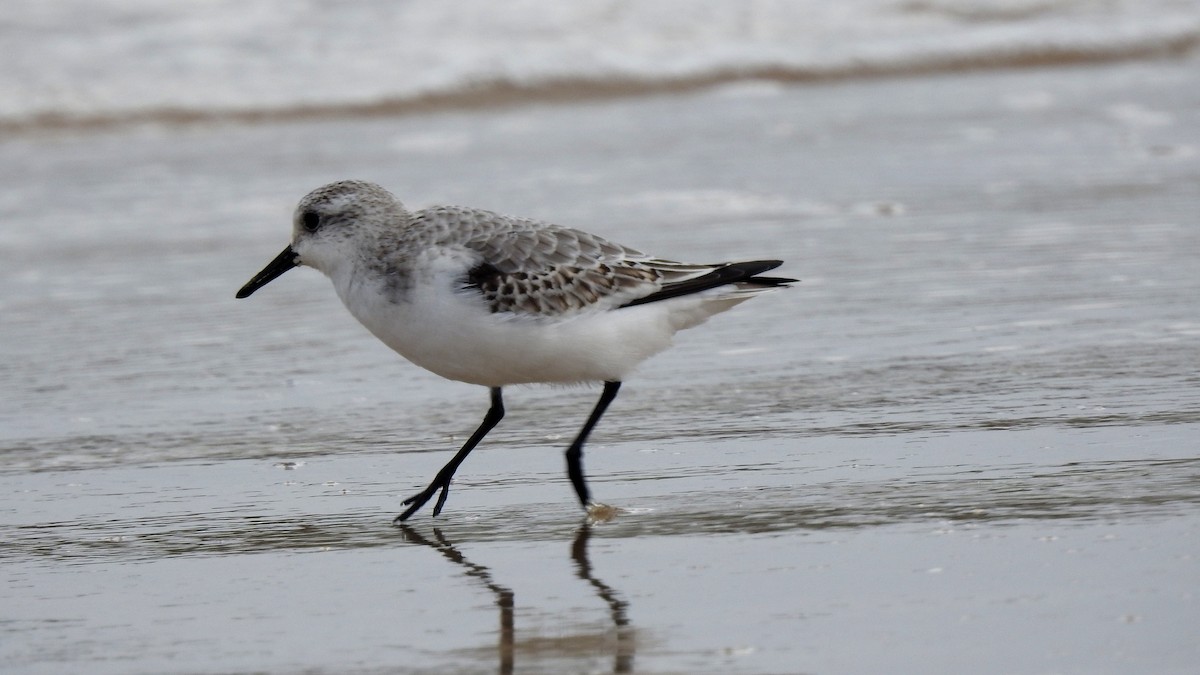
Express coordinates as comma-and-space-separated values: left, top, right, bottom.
236, 246, 299, 298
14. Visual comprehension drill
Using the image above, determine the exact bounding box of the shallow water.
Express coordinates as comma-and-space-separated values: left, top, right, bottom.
2, 56, 1200, 674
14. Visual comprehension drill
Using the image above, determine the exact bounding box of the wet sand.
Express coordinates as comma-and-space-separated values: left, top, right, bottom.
2, 56, 1199, 674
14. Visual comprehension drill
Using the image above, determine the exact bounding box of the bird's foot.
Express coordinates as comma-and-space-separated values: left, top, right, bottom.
393, 479, 452, 523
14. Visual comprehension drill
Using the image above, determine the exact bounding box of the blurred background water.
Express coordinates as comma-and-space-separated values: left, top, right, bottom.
3, 0, 1199, 129
2, 2, 1199, 674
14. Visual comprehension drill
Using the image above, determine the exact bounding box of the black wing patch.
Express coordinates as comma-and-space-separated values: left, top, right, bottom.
619, 260, 795, 308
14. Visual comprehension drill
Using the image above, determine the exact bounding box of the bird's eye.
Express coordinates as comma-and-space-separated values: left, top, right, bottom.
301, 211, 321, 233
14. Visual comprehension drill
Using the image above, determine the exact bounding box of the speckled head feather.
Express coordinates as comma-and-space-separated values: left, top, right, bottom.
289, 180, 412, 276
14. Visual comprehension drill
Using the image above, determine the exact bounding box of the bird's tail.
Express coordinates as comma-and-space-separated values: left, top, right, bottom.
621, 260, 796, 308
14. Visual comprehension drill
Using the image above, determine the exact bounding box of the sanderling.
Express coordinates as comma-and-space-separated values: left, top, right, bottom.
237, 180, 795, 521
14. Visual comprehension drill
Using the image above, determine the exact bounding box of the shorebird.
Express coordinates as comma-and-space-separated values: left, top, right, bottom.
237, 180, 794, 521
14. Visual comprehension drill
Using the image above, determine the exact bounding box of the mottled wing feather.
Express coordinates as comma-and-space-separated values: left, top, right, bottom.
426, 206, 746, 316
465, 259, 664, 315
467, 226, 638, 274
463, 227, 680, 315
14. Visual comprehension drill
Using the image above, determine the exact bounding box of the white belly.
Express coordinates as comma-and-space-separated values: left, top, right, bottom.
334, 271, 675, 386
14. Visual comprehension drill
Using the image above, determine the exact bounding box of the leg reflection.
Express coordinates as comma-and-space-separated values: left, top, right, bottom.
398, 525, 514, 674
397, 524, 636, 674
572, 524, 636, 673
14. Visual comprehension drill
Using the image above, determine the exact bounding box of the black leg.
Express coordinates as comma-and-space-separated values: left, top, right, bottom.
394, 387, 505, 522
566, 381, 621, 508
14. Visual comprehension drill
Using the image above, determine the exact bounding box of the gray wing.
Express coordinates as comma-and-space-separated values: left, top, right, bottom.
426, 208, 712, 315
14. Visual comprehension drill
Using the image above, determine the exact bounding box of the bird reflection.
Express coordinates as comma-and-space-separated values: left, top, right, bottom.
396, 523, 634, 674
